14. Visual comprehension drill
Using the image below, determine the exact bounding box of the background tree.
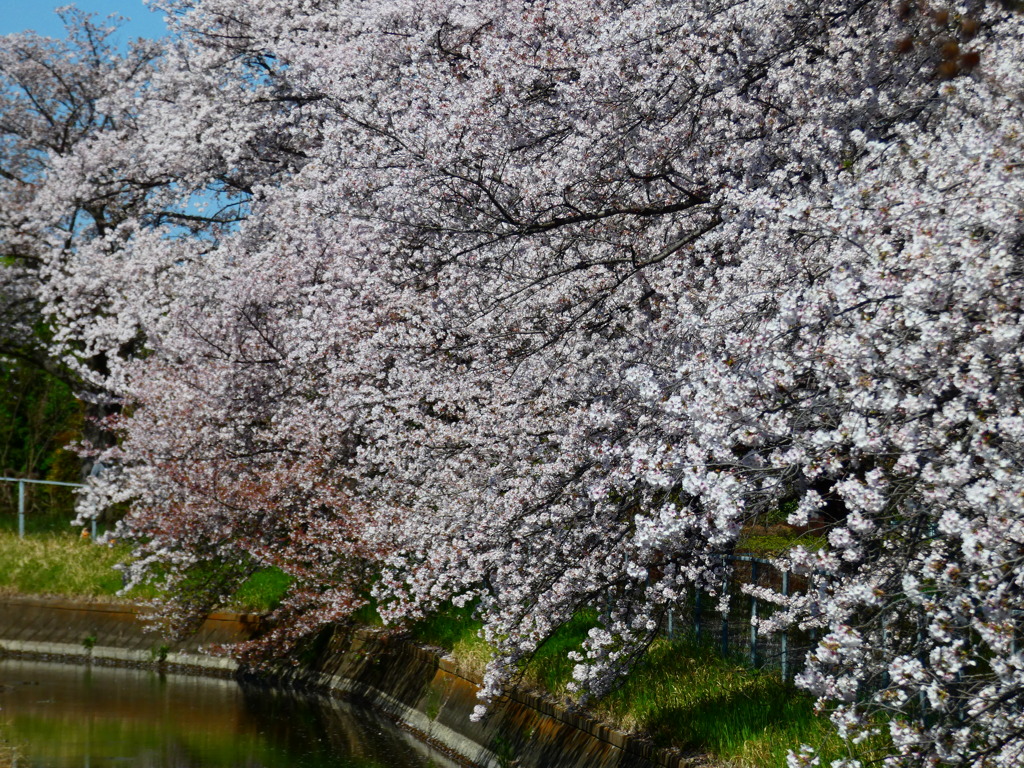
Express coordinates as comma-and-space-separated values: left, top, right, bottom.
0, 9, 163, 484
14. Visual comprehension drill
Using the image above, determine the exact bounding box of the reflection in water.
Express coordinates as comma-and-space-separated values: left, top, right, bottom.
0, 660, 457, 768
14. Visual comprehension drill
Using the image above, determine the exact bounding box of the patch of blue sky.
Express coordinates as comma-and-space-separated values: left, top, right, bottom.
2, 1, 249, 237
158, 182, 250, 242
0, 1, 168, 43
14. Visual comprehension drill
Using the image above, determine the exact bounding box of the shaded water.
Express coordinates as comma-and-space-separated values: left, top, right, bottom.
0, 660, 458, 768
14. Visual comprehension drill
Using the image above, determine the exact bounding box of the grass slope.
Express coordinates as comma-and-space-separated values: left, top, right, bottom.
0, 522, 875, 767
0, 530, 127, 598
409, 604, 880, 768
0, 522, 286, 612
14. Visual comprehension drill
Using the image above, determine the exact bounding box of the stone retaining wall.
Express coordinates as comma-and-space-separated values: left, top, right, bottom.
0, 596, 691, 768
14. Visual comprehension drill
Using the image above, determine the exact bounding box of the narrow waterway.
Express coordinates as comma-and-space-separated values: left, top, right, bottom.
0, 659, 459, 768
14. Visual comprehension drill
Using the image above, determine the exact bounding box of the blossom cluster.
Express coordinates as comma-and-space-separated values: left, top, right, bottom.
4, 1, 1024, 765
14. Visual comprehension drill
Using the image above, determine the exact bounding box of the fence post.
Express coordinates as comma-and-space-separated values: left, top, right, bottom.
720, 606, 729, 658
781, 569, 790, 683
882, 613, 891, 689
694, 589, 702, 645
749, 559, 759, 668
17, 480, 25, 538
667, 606, 674, 640
3, 476, 88, 538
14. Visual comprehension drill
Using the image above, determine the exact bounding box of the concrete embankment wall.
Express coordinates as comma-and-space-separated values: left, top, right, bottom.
0, 596, 689, 768
0, 596, 253, 675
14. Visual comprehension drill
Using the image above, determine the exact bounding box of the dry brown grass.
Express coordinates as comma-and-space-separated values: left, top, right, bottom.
0, 729, 20, 768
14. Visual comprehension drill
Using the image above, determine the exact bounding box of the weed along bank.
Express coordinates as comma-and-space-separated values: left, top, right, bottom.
0, 595, 688, 768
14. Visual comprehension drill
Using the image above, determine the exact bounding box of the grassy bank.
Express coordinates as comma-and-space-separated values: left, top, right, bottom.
409, 605, 872, 768
0, 523, 868, 767
0, 527, 128, 598
0, 522, 286, 612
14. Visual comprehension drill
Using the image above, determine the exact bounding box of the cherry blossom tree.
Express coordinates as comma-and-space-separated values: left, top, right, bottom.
1, 4, 319, 460
0, 9, 160, 406
37, 0, 1024, 765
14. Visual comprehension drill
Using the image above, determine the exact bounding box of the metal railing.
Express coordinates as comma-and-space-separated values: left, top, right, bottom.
663, 554, 815, 683
0, 476, 92, 538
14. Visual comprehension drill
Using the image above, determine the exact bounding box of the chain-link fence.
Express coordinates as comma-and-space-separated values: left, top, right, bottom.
662, 555, 817, 682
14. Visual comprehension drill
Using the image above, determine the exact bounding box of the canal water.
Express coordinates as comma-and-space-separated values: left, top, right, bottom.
0, 659, 459, 768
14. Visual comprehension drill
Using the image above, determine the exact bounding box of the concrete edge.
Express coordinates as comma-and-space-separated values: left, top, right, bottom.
323, 671, 501, 768
0, 638, 239, 677
0, 594, 262, 624
0, 599, 689, 768
366, 632, 656, 761
0, 634, 497, 767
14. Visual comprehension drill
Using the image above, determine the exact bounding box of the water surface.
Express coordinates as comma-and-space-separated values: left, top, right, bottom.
0, 659, 457, 768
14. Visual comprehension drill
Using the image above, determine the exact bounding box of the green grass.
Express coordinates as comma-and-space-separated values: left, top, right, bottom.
232, 568, 292, 613
410, 602, 481, 649
409, 602, 493, 677
736, 524, 827, 557
0, 527, 129, 598
350, 601, 385, 626
592, 640, 878, 767
520, 609, 600, 693
0, 522, 290, 612
411, 604, 882, 768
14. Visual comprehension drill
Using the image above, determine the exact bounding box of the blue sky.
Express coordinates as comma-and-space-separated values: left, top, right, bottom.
0, 1, 168, 41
